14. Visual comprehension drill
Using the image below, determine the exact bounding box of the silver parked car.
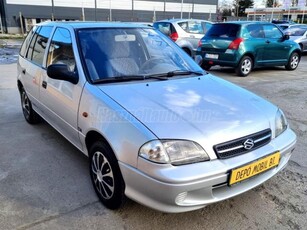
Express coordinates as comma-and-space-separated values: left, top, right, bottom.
18, 22, 296, 213
285, 26, 307, 52
153, 19, 212, 56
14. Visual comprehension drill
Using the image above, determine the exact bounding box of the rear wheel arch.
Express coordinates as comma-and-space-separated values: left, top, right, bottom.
241, 53, 254, 66
182, 47, 192, 56
19, 84, 41, 124
17, 80, 23, 92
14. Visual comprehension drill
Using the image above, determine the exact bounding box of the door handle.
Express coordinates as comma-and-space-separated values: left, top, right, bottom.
42, 81, 47, 89
22, 69, 26, 74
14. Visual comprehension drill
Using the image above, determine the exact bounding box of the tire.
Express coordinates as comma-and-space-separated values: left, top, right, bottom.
20, 87, 40, 124
235, 56, 253, 77
89, 140, 126, 210
201, 63, 211, 71
285, 52, 300, 70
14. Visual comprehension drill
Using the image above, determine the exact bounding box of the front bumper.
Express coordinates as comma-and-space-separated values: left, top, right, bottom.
119, 128, 296, 213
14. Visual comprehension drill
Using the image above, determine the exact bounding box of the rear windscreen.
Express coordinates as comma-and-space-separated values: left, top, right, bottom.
206, 24, 240, 38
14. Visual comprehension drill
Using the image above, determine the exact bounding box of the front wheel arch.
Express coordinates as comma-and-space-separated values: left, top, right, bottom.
85, 131, 111, 154
88, 139, 126, 209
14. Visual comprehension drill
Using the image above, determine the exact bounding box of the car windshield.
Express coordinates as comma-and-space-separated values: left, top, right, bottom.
77, 27, 203, 82
285, 27, 307, 36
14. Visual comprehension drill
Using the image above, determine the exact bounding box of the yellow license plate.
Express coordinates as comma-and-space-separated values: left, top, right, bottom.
229, 152, 280, 186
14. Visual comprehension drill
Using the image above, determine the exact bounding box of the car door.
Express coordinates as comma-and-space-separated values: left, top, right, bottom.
244, 24, 267, 65
40, 27, 84, 150
19, 26, 53, 111
262, 24, 290, 64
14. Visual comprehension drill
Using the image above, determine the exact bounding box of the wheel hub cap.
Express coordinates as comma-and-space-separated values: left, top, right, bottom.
97, 170, 103, 182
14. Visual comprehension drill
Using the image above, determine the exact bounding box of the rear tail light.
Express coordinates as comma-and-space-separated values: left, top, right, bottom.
198, 40, 202, 47
228, 38, 244, 50
170, 32, 178, 42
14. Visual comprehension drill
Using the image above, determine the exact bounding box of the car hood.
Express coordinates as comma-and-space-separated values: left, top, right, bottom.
97, 75, 277, 153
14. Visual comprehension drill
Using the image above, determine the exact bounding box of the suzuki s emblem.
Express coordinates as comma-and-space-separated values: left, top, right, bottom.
243, 139, 254, 150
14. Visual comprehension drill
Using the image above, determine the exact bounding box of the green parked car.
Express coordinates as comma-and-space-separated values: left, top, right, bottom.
196, 21, 301, 76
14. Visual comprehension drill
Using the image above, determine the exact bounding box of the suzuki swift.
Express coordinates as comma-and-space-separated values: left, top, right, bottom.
197, 21, 301, 76
17, 22, 296, 213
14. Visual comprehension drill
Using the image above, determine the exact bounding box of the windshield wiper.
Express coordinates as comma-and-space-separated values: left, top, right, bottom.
93, 74, 169, 84
148, 70, 204, 78
93, 70, 204, 84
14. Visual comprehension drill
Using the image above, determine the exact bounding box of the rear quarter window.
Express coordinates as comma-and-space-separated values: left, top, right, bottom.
178, 21, 205, 34
26, 26, 53, 66
19, 26, 38, 57
206, 24, 240, 38
153, 22, 175, 36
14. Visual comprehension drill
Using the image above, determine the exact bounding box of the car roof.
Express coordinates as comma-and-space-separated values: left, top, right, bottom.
36, 21, 152, 29
215, 21, 272, 26
154, 19, 212, 24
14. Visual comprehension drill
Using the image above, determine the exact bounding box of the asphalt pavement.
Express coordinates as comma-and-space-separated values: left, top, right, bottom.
0, 45, 306, 230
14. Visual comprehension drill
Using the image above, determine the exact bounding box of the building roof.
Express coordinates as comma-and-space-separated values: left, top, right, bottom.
38, 21, 151, 29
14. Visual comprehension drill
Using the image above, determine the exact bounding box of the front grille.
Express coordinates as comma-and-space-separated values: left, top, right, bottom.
213, 129, 272, 159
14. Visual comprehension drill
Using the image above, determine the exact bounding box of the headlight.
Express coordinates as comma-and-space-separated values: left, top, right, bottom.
139, 140, 209, 165
275, 109, 288, 137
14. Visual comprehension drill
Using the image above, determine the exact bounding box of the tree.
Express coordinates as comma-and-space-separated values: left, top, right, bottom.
222, 8, 232, 17
233, 0, 254, 17
266, 0, 274, 7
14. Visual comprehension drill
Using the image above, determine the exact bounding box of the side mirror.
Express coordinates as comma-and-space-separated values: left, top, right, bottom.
47, 64, 78, 84
194, 55, 203, 66
282, 34, 290, 41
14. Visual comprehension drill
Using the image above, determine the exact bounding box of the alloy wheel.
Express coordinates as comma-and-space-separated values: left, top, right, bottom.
290, 54, 299, 69
241, 59, 252, 75
21, 91, 30, 117
91, 151, 114, 199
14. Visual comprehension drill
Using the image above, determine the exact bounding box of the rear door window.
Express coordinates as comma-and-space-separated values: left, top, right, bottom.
26, 26, 53, 66
206, 24, 240, 38
246, 24, 264, 38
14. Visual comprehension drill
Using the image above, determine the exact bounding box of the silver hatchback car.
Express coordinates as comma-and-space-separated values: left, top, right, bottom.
153, 19, 212, 56
285, 25, 307, 52
18, 22, 296, 213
